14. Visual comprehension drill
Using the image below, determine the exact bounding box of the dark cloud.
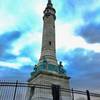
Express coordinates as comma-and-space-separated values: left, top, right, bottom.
0, 30, 38, 81
57, 0, 96, 21
59, 48, 100, 90
84, 8, 100, 23
60, 0, 100, 44
0, 31, 21, 43
0, 53, 17, 61
0, 30, 21, 52
76, 6, 100, 43
0, 30, 21, 61
0, 65, 33, 81
77, 23, 100, 43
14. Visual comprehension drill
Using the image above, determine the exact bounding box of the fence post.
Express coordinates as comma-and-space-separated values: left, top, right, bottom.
71, 88, 74, 100
86, 90, 91, 100
13, 80, 18, 100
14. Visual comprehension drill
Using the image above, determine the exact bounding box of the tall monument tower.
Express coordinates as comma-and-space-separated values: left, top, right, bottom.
28, 0, 71, 100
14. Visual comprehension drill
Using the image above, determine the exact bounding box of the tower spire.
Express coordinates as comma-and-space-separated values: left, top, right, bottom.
28, 1, 71, 100
48, 0, 51, 3
39, 0, 57, 66
31, 0, 65, 75
47, 0, 53, 7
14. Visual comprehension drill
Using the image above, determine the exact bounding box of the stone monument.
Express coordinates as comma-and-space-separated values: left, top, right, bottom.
28, 0, 71, 100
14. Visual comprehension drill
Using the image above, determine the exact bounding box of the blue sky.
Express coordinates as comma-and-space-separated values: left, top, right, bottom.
0, 0, 100, 92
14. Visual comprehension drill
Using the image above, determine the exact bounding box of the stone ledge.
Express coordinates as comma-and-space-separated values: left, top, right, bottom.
28, 71, 70, 82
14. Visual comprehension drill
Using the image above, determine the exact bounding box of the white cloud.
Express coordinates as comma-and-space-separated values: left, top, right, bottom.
0, 11, 17, 34
56, 20, 100, 53
31, 0, 46, 16
11, 31, 41, 56
0, 61, 21, 69
0, 0, 46, 34
0, 56, 33, 69
16, 57, 33, 65
0, 0, 100, 70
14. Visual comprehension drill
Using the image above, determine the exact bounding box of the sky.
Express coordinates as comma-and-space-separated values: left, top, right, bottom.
0, 0, 100, 93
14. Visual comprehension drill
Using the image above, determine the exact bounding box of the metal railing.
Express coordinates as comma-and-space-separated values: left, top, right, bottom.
0, 80, 100, 100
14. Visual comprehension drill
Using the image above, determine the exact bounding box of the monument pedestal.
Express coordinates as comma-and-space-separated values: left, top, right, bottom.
28, 71, 71, 100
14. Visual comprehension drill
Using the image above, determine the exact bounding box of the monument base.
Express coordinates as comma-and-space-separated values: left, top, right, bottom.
27, 71, 71, 100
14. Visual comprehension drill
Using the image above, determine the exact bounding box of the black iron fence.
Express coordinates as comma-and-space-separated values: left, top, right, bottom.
0, 80, 100, 100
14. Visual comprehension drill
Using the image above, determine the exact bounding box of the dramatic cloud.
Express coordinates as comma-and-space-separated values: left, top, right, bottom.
77, 23, 100, 43
59, 48, 100, 91
84, 8, 100, 23
0, 31, 21, 60
0, 0, 100, 93
0, 65, 33, 81
75, 3, 100, 43
76, 7, 100, 44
